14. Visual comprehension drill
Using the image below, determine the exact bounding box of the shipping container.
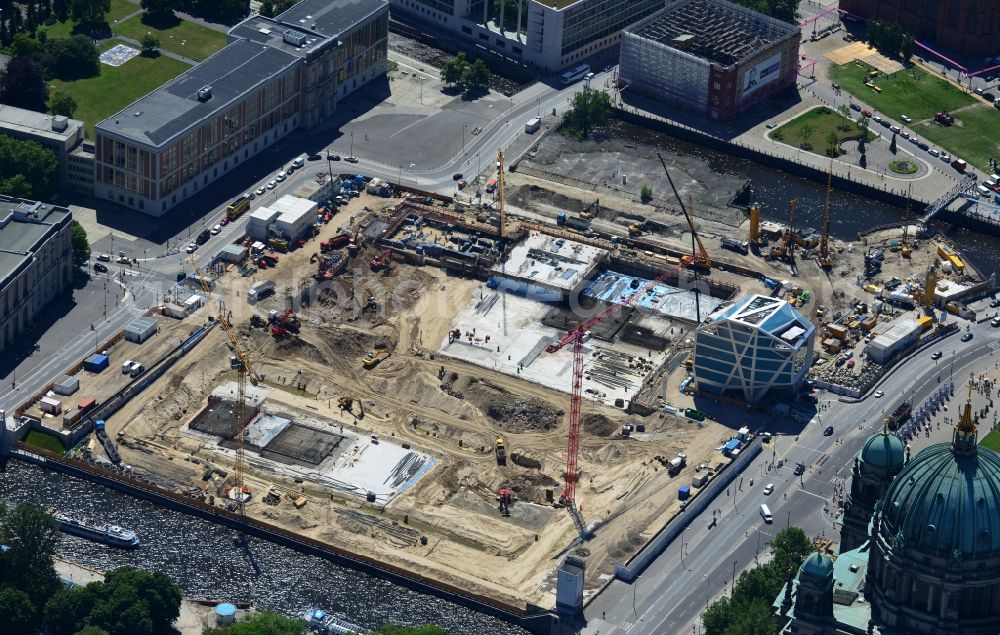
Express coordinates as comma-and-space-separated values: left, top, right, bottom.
83, 354, 109, 373
164, 303, 188, 319
78, 397, 97, 412
62, 408, 83, 427
40, 396, 63, 415
53, 375, 79, 396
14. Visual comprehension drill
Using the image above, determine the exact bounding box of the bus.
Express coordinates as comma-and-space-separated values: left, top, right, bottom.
226, 195, 250, 220
560, 64, 590, 85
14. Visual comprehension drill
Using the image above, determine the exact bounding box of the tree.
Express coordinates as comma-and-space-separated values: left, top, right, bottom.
76, 627, 111, 635
0, 56, 49, 113
0, 503, 61, 616
440, 52, 467, 87
259, 0, 275, 17
0, 587, 36, 635
826, 131, 839, 156
92, 567, 180, 635
770, 527, 813, 579
44, 35, 101, 79
797, 122, 814, 149
461, 58, 490, 92
50, 92, 77, 117
565, 86, 611, 138
640, 184, 653, 201
376, 626, 448, 635
0, 135, 59, 199
140, 32, 160, 56
140, 0, 174, 19
71, 0, 111, 24
54, 0, 70, 21
45, 585, 100, 635
70, 220, 90, 266
203, 611, 307, 635
730, 0, 800, 24
11, 32, 44, 58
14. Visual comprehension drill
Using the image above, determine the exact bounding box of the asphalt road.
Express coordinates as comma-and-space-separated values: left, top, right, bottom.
583, 316, 1000, 635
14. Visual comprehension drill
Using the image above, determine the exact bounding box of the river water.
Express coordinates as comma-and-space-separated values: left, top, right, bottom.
613, 121, 1000, 278
0, 462, 526, 635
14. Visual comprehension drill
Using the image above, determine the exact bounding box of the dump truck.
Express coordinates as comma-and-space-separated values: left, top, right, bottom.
668, 453, 687, 476
362, 349, 390, 369
495, 437, 507, 466
721, 237, 750, 255
247, 279, 274, 302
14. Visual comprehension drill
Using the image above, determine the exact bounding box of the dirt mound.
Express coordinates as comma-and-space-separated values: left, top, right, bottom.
462, 377, 562, 433
368, 369, 478, 420
582, 413, 617, 437
509, 184, 589, 214
262, 335, 328, 363
316, 324, 392, 358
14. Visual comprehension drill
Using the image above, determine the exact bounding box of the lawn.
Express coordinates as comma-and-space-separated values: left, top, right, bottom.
41, 0, 140, 40
770, 106, 872, 157
981, 429, 1000, 453
50, 39, 191, 137
113, 13, 227, 62
24, 430, 66, 454
828, 61, 975, 122
914, 104, 1000, 172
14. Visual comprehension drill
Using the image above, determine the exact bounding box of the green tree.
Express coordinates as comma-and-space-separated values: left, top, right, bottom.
77, 627, 111, 635
0, 587, 36, 635
50, 92, 78, 117
565, 86, 611, 138
70, 220, 91, 267
54, 0, 71, 21
461, 58, 490, 92
93, 567, 180, 635
203, 610, 307, 635
730, 0, 800, 24
0, 56, 49, 113
826, 131, 839, 156
44, 35, 101, 79
0, 135, 59, 198
440, 52, 467, 87
140, 32, 160, 56
770, 527, 812, 578
45, 585, 99, 635
640, 184, 653, 201
0, 503, 61, 617
259, 0, 275, 17
140, 0, 175, 19
71, 0, 111, 24
11, 32, 45, 58
376, 626, 448, 635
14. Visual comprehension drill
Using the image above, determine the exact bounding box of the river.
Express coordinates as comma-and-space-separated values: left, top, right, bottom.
0, 462, 526, 635
612, 120, 1000, 279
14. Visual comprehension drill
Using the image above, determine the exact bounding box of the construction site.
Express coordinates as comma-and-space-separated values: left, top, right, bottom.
16, 136, 989, 615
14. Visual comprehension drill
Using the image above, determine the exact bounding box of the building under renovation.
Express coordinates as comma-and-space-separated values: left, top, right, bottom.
618, 0, 801, 120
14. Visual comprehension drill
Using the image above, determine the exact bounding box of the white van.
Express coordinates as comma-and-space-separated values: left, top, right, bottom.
122, 360, 133, 374
129, 362, 145, 378
291, 155, 305, 169
760, 504, 773, 523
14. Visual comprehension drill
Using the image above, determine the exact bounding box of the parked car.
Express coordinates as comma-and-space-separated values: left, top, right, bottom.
211, 224, 222, 235
219, 216, 230, 226
890, 125, 901, 133
328, 153, 341, 161
929, 148, 940, 157
861, 109, 872, 117
256, 186, 266, 196
307, 153, 321, 160
276, 171, 287, 182
850, 103, 861, 111
991, 318, 1000, 328
941, 153, 951, 162
984, 92, 996, 102
909, 136, 919, 145
900, 114, 912, 123
990, 299, 1000, 308
267, 180, 277, 189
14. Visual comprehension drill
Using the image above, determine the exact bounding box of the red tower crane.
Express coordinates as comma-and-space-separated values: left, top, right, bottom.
545, 253, 699, 537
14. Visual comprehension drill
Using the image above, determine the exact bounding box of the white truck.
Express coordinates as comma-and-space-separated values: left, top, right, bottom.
247, 279, 275, 302
668, 453, 687, 476
525, 117, 541, 134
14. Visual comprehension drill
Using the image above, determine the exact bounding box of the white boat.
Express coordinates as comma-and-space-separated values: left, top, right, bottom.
48, 508, 140, 549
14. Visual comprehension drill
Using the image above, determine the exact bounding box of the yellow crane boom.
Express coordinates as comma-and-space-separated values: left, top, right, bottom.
188, 259, 256, 514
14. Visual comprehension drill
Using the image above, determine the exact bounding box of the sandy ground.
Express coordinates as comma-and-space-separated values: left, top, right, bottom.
81, 176, 975, 609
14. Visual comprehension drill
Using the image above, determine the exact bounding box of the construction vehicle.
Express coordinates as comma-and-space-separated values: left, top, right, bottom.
189, 259, 256, 513
498, 488, 512, 517
495, 437, 507, 466
935, 111, 954, 126
361, 288, 378, 314
337, 396, 365, 419
347, 228, 362, 256
684, 195, 711, 270
667, 453, 687, 476
721, 237, 749, 255
283, 491, 307, 509
770, 198, 802, 261
818, 162, 833, 269
362, 348, 390, 369
249, 314, 267, 328
269, 308, 300, 336
370, 248, 391, 272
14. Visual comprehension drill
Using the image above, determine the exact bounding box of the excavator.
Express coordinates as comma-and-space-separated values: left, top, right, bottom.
370, 248, 391, 272
498, 488, 512, 517
269, 308, 300, 337
337, 396, 365, 419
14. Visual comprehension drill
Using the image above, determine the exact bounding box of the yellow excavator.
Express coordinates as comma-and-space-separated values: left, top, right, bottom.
338, 396, 365, 419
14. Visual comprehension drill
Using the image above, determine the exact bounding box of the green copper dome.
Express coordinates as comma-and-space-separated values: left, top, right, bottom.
799, 552, 834, 580
860, 427, 905, 472
879, 443, 1000, 560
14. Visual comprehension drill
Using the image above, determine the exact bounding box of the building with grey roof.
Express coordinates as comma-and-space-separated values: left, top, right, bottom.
0, 196, 74, 353
389, 0, 664, 71
0, 105, 91, 192
94, 0, 388, 217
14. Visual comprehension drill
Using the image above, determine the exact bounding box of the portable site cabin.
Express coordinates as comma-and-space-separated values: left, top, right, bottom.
124, 317, 157, 344
53, 375, 79, 396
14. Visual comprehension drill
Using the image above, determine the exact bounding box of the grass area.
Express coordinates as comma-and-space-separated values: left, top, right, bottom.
113, 13, 227, 62
24, 430, 66, 454
914, 104, 1000, 172
828, 61, 975, 122
981, 429, 1000, 453
771, 106, 871, 157
889, 159, 917, 174
41, 0, 140, 39
49, 39, 191, 137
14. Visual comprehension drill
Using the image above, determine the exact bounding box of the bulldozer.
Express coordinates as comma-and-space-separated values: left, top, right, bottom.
338, 396, 365, 419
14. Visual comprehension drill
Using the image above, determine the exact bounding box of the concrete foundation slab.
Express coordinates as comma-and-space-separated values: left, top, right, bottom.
583, 270, 726, 321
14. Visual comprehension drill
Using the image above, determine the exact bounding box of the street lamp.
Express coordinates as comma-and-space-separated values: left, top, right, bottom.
462, 123, 467, 154
349, 132, 354, 158
731, 560, 737, 597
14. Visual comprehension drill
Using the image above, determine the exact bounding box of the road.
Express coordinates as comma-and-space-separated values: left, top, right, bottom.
583, 316, 1000, 635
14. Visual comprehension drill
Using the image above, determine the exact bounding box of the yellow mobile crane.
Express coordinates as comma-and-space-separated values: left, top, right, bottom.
686, 195, 712, 270
818, 162, 833, 269
189, 259, 256, 513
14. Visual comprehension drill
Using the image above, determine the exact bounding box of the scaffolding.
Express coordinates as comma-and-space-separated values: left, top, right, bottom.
619, 0, 800, 111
